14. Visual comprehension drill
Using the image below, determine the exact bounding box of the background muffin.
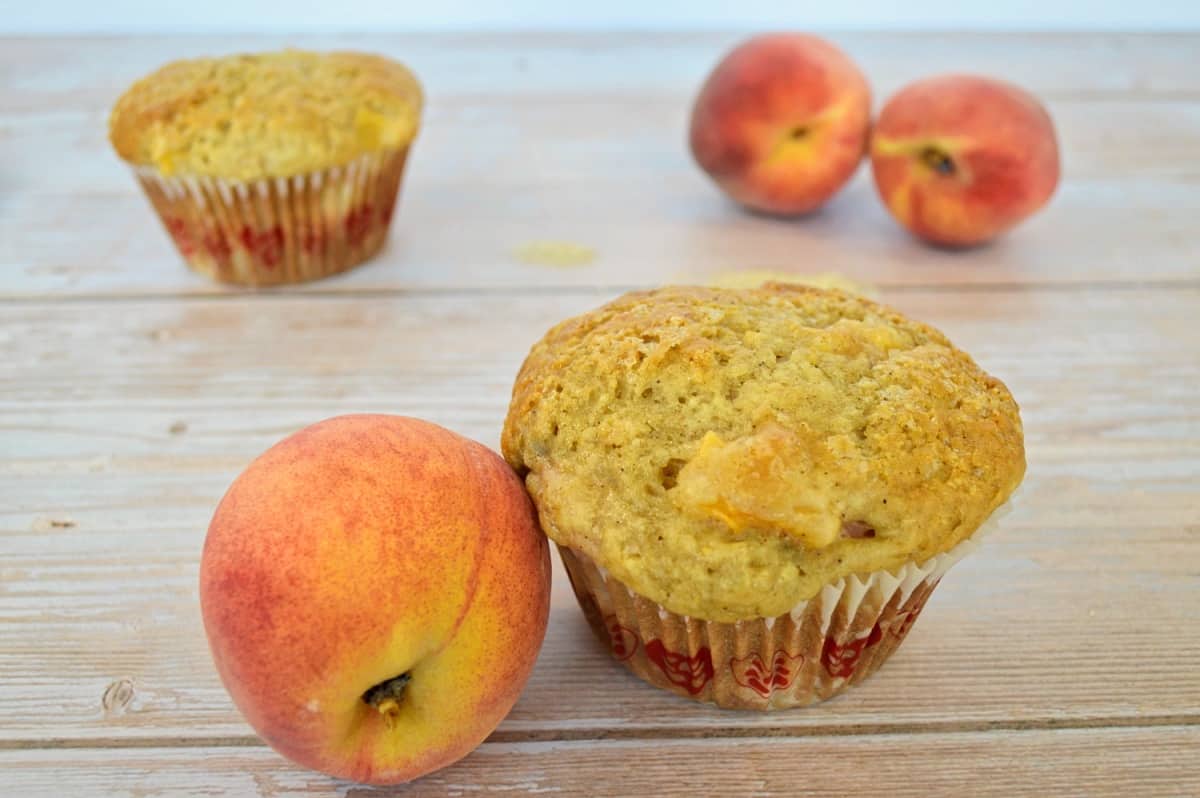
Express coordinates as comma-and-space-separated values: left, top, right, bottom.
502, 284, 1024, 708
109, 50, 422, 286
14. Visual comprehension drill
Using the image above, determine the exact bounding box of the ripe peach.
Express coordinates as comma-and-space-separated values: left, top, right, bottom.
199, 415, 551, 784
689, 33, 872, 215
870, 74, 1060, 246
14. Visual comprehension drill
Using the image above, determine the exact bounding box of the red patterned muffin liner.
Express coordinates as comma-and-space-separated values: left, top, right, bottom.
559, 506, 1008, 710
132, 148, 410, 286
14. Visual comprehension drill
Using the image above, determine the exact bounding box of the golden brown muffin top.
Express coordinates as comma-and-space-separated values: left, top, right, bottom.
502, 285, 1025, 621
109, 50, 422, 180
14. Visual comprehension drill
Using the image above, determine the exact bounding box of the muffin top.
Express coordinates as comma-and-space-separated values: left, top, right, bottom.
109, 50, 422, 181
502, 285, 1025, 621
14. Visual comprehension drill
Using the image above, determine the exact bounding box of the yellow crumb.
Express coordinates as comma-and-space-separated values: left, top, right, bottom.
706, 269, 878, 298
502, 284, 1024, 621
513, 240, 596, 268
109, 50, 422, 180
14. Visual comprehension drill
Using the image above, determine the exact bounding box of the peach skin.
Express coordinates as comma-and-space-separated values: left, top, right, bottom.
689, 33, 871, 216
199, 414, 551, 785
870, 74, 1060, 246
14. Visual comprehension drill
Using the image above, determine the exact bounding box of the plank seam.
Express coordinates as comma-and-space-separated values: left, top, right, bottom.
2, 713, 1198, 751
0, 279, 1198, 305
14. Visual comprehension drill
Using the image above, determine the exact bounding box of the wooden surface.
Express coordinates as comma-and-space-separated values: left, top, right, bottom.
2, 32, 1198, 797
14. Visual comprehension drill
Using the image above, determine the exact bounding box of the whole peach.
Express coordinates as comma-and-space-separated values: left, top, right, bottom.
200, 415, 551, 784
870, 74, 1060, 246
689, 33, 872, 215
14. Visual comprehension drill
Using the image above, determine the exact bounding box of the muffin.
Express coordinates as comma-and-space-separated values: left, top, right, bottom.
109, 50, 422, 286
502, 284, 1024, 709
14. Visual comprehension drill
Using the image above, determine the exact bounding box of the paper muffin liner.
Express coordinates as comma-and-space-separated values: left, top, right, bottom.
131, 148, 410, 286
559, 505, 1009, 710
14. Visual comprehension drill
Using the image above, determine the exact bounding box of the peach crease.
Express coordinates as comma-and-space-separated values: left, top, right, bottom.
560, 502, 1011, 710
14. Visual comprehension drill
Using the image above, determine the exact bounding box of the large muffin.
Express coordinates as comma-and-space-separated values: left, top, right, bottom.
109, 50, 422, 285
502, 284, 1024, 708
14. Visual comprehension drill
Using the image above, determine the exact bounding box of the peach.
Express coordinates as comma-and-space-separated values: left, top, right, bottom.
199, 415, 551, 785
689, 33, 871, 215
870, 74, 1060, 246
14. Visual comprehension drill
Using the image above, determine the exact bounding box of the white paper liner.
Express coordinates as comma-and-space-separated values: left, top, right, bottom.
560, 502, 1010, 710
131, 148, 410, 286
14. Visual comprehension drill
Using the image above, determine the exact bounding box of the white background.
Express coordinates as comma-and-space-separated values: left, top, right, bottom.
3, 0, 1200, 34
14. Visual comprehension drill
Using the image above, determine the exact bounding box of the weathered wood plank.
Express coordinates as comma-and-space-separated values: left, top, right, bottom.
2, 34, 1199, 295
2, 726, 1198, 797
2, 288, 1197, 743
3, 33, 1199, 789
5, 33, 1200, 116
3, 172, 1199, 297
1, 531, 1197, 743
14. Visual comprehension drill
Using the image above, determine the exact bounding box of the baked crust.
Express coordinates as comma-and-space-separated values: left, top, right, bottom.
503, 284, 1025, 621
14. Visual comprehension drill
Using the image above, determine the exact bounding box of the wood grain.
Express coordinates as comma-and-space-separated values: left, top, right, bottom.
2, 34, 1199, 297
6, 33, 1200, 116
1, 545, 1198, 744
4, 173, 1199, 297
3, 32, 1199, 795
2, 289, 1198, 745
3, 727, 1198, 797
